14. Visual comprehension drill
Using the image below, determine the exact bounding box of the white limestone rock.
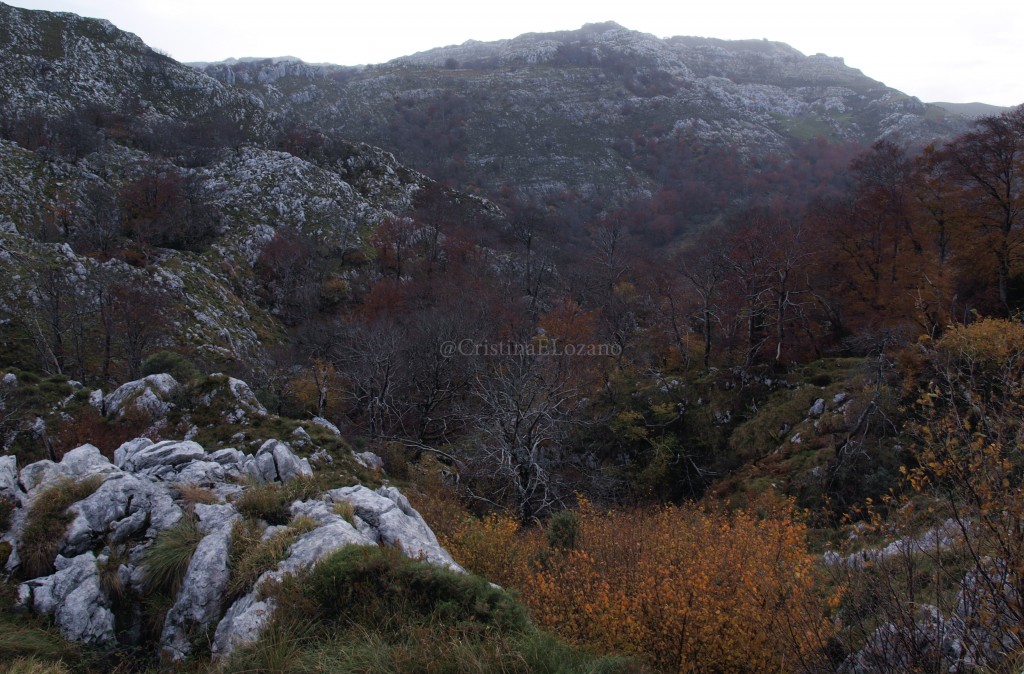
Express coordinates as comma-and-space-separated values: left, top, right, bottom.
63, 473, 182, 556
352, 450, 383, 471
118, 439, 206, 474
245, 440, 311, 483
172, 460, 228, 485
327, 485, 463, 572
211, 593, 277, 658
105, 373, 180, 418
19, 444, 119, 495
18, 552, 116, 646
953, 559, 1022, 669
311, 416, 341, 436
213, 508, 374, 658
160, 505, 239, 661
0, 455, 19, 499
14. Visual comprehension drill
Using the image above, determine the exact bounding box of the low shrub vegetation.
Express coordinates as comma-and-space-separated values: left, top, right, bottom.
222, 545, 639, 674
443, 498, 838, 674
18, 476, 104, 579
233, 476, 321, 525
0, 496, 14, 534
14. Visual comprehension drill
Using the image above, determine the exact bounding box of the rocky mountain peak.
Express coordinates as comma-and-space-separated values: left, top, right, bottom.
0, 1, 261, 126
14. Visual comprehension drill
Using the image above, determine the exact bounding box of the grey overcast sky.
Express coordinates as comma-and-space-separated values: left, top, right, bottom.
7, 0, 1023, 106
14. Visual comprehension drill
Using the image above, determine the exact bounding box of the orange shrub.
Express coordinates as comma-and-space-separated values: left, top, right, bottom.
443, 498, 837, 674
442, 513, 540, 589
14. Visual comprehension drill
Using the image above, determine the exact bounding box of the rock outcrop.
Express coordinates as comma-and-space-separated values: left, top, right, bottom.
2, 418, 459, 662
104, 374, 181, 419
17, 552, 116, 645
839, 559, 1023, 673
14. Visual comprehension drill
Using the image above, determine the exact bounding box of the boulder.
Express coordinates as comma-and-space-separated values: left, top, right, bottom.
213, 508, 374, 658
276, 519, 375, 576
197, 375, 268, 424
311, 416, 341, 436
172, 460, 228, 486
19, 444, 119, 495
0, 455, 19, 499
327, 485, 463, 572
245, 440, 311, 483
291, 426, 312, 445
117, 439, 207, 474
809, 398, 826, 417
840, 604, 958, 673
225, 377, 267, 417
105, 373, 180, 418
209, 448, 246, 467
352, 451, 383, 471
18, 552, 116, 646
211, 593, 277, 658
63, 473, 182, 556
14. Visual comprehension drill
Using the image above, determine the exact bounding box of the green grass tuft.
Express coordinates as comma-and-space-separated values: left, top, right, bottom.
140, 515, 204, 597
227, 515, 318, 601
332, 501, 355, 526
0, 613, 79, 664
18, 476, 104, 579
233, 476, 322, 526
232, 624, 644, 674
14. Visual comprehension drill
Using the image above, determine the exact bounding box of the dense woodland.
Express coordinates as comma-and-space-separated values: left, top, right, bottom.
1, 18, 1023, 670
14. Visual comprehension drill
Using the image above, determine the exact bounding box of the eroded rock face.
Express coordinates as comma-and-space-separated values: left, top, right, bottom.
116, 439, 206, 473
19, 444, 119, 494
63, 473, 182, 555
839, 559, 1023, 674
328, 485, 463, 572
18, 552, 116, 646
197, 375, 268, 425
212, 503, 376, 658
953, 559, 1023, 669
244, 439, 312, 484
0, 455, 19, 499
160, 505, 239, 661
840, 604, 958, 674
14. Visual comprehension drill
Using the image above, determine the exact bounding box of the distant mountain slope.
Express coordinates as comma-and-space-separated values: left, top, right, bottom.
0, 1, 503, 375
0, 1, 263, 130
929, 101, 1012, 119
196, 22, 969, 197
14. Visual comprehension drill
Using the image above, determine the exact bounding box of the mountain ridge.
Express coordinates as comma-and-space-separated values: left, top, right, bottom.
194, 20, 969, 199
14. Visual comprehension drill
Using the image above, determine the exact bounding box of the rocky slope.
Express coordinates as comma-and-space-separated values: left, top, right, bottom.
0, 2, 263, 131
0, 1, 506, 377
197, 22, 970, 197
0, 372, 459, 662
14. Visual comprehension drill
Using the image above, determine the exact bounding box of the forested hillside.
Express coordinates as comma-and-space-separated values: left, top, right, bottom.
0, 2, 1022, 672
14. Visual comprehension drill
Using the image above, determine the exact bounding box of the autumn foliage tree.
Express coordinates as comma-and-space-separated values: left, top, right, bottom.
832, 319, 1024, 673
938, 108, 1024, 314
904, 320, 1024, 666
